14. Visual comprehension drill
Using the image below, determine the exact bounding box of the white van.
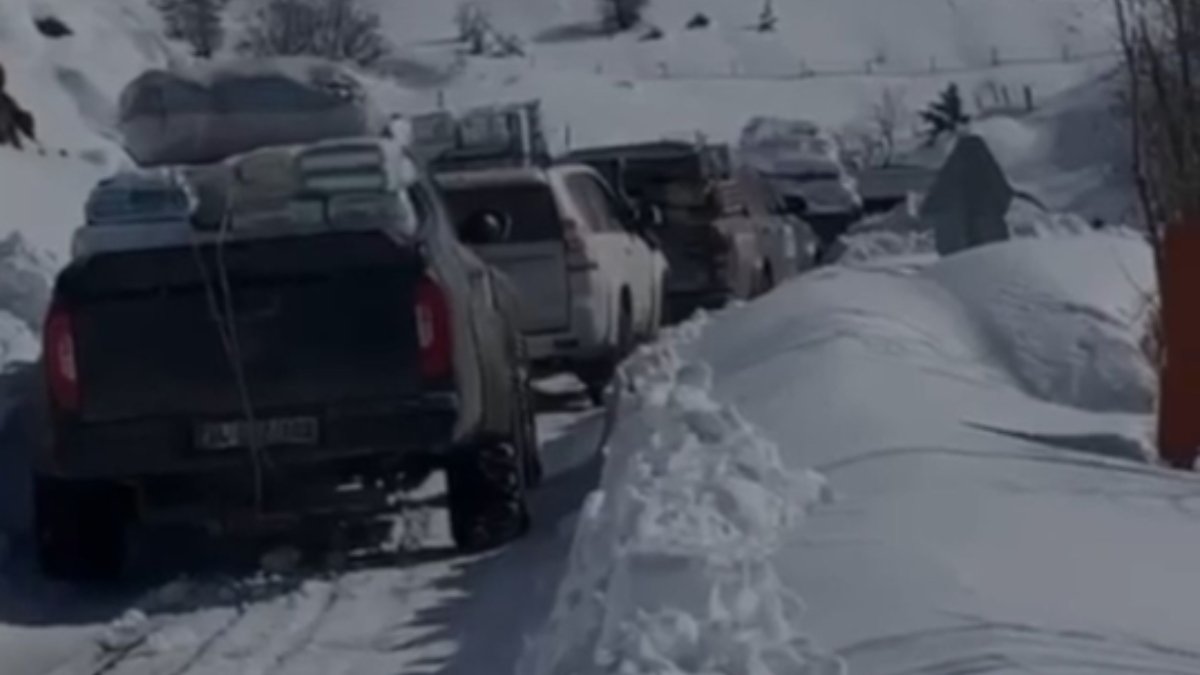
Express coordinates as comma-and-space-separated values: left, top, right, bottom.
436, 163, 667, 402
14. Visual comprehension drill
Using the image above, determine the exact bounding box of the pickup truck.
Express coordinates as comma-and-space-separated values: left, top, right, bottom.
33, 140, 540, 580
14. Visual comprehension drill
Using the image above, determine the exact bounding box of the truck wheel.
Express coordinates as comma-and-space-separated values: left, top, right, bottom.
446, 440, 530, 553
579, 356, 621, 406
516, 375, 543, 488
34, 476, 128, 582
579, 299, 633, 406
754, 263, 775, 297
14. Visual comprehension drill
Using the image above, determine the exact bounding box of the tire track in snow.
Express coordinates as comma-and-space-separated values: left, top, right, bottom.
227, 579, 342, 675
42, 573, 345, 675
44, 585, 250, 675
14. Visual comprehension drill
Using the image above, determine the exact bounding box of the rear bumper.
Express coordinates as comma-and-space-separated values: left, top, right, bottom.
526, 332, 611, 372
43, 394, 460, 481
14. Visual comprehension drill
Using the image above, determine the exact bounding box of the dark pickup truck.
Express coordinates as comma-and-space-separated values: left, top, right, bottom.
34, 158, 539, 581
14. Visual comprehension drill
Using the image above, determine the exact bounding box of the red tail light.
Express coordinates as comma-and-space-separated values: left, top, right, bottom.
43, 303, 79, 412
415, 275, 453, 380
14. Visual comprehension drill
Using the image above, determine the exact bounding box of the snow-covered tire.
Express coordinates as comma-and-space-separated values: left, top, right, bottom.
515, 371, 543, 488
446, 441, 530, 553
753, 262, 775, 298
579, 299, 633, 406
34, 476, 128, 582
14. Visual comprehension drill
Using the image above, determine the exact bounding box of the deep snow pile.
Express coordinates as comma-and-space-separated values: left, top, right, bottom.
525, 232, 1188, 672
519, 317, 838, 675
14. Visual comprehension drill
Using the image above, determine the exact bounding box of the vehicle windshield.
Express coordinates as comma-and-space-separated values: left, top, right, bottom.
441, 182, 563, 244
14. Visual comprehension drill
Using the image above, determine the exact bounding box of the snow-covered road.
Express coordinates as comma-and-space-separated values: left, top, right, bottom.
0, 387, 608, 675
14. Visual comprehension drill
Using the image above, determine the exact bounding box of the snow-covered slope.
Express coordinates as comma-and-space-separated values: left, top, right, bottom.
975, 71, 1134, 224
375, 0, 1118, 150
523, 232, 1187, 674
0, 0, 174, 259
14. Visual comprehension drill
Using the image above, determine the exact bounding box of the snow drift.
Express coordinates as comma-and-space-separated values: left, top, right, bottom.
526, 231, 1180, 673
520, 317, 838, 675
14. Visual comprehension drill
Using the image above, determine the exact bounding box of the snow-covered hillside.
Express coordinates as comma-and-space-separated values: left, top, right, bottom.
0, 0, 1126, 263
0, 0, 175, 315
522, 232, 1188, 674
373, 0, 1118, 148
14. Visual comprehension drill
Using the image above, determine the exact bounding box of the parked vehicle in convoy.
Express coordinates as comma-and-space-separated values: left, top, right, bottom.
36, 137, 541, 581
737, 117, 864, 257
564, 140, 806, 321
435, 163, 667, 403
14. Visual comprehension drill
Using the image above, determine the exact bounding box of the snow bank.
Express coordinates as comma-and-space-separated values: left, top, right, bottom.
531, 232, 1171, 674
928, 236, 1155, 413
0, 232, 55, 336
519, 317, 839, 675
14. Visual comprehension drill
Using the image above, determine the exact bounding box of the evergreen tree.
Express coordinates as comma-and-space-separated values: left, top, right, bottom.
920, 83, 970, 145
757, 0, 778, 32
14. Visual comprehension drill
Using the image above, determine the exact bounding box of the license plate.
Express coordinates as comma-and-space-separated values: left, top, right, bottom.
194, 417, 320, 451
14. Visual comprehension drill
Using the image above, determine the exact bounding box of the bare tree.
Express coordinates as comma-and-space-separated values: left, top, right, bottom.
873, 86, 908, 165
1110, 0, 1200, 276
239, 0, 390, 68
455, 2, 492, 55
599, 0, 649, 33
154, 0, 230, 58
491, 32, 526, 58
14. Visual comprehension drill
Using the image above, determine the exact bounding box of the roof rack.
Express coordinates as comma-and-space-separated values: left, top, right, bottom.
409, 100, 553, 173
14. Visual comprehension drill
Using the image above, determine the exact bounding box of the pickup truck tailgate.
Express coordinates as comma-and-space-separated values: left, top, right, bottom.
57, 231, 427, 422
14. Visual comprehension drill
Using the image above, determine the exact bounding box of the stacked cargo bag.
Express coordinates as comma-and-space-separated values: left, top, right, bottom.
199, 137, 422, 239
116, 57, 388, 167
73, 169, 196, 259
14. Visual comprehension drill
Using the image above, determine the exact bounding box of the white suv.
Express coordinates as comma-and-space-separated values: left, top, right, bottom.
436, 164, 666, 402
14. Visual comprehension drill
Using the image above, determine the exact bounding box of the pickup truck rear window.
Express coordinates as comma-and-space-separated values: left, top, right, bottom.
442, 184, 563, 244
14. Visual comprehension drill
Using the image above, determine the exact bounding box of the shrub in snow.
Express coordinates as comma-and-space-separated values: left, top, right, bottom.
599, 0, 648, 33
153, 0, 229, 58
33, 15, 72, 38
686, 13, 711, 30
921, 82, 970, 146
490, 32, 526, 58
454, 2, 492, 56
238, 0, 390, 69
639, 25, 664, 41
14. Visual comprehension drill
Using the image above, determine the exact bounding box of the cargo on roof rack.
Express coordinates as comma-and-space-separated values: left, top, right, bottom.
117, 57, 387, 167
409, 100, 551, 172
